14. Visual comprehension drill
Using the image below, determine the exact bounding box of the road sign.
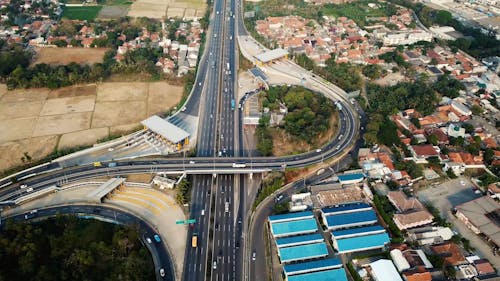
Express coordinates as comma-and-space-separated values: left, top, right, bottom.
176, 219, 196, 225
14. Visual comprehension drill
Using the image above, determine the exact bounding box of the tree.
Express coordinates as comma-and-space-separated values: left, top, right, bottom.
428, 134, 439, 145
436, 10, 452, 25
471, 104, 483, 115
362, 64, 384, 79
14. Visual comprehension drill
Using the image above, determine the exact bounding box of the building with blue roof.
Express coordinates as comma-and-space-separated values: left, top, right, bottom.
338, 173, 364, 185
283, 258, 343, 276
286, 268, 348, 281
278, 242, 328, 263
332, 224, 386, 239
270, 218, 318, 238
268, 211, 314, 223
276, 233, 324, 248
333, 232, 390, 254
322, 210, 378, 230
321, 203, 372, 216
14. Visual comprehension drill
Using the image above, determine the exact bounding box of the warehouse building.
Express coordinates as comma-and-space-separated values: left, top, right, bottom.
278, 242, 329, 263
283, 258, 343, 277
269, 211, 314, 224
333, 232, 390, 254
287, 268, 348, 281
276, 233, 324, 248
270, 218, 318, 238
322, 210, 378, 230
337, 173, 364, 185
332, 224, 386, 239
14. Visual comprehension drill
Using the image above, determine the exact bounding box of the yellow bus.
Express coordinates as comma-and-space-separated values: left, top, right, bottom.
93, 162, 102, 167
192, 234, 198, 248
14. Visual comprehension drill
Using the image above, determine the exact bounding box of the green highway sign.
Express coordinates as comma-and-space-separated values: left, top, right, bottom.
176, 219, 196, 225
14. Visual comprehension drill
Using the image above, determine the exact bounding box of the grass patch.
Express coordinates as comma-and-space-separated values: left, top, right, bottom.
63, 6, 103, 20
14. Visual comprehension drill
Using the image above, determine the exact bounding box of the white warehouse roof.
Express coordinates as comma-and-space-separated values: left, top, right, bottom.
255, 48, 288, 63
141, 115, 190, 144
370, 259, 403, 281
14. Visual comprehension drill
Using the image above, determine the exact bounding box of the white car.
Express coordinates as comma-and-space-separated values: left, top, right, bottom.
20, 184, 27, 189
159, 268, 165, 277
146, 237, 152, 244
252, 252, 256, 261
213, 261, 217, 269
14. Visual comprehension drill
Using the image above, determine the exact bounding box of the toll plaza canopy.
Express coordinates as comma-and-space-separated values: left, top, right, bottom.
88, 178, 125, 203
141, 115, 190, 144
255, 48, 288, 63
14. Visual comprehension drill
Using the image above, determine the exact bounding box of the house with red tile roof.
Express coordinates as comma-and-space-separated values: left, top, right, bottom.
409, 145, 440, 163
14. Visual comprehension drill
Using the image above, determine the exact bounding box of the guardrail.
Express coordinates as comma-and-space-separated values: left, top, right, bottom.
15, 185, 57, 205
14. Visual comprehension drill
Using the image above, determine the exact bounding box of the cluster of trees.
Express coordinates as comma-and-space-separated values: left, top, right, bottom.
4, 50, 115, 89
363, 79, 439, 146
258, 86, 336, 148
175, 179, 191, 205
432, 74, 465, 99
373, 194, 403, 243
362, 64, 386, 80
294, 54, 362, 92
0, 216, 155, 281
0, 41, 171, 89
253, 172, 284, 209
256, 116, 273, 156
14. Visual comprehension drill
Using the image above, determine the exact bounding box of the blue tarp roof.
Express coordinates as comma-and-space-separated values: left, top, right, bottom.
335, 232, 390, 253
287, 268, 348, 281
321, 203, 372, 215
268, 211, 314, 222
338, 173, 364, 182
279, 242, 328, 263
332, 225, 385, 238
271, 218, 318, 237
284, 258, 342, 275
325, 210, 378, 228
276, 233, 323, 247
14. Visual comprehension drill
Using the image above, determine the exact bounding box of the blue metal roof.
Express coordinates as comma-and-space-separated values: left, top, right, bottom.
321, 203, 372, 215
338, 173, 364, 182
271, 218, 318, 237
335, 232, 390, 253
284, 258, 343, 275
287, 268, 348, 281
268, 211, 314, 222
276, 233, 323, 247
325, 210, 378, 229
332, 225, 385, 238
279, 242, 328, 263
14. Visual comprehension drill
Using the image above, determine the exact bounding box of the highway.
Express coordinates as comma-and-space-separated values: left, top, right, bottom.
5, 205, 174, 281
0, 0, 362, 280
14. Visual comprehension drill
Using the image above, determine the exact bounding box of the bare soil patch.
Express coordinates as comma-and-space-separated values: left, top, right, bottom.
0, 136, 59, 172
126, 174, 154, 183
0, 88, 49, 103
33, 47, 109, 65
147, 82, 183, 116
47, 84, 97, 99
0, 118, 37, 142
0, 81, 182, 173
92, 101, 147, 128
0, 101, 44, 120
33, 112, 93, 136
97, 82, 148, 102
97, 6, 129, 18
58, 127, 109, 150
40, 96, 96, 116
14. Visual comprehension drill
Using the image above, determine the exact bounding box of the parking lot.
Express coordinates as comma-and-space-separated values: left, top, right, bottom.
417, 177, 481, 218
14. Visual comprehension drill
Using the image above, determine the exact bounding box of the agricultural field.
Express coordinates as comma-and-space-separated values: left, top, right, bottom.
32, 47, 109, 65
0, 82, 183, 172
128, 0, 206, 19
62, 6, 103, 21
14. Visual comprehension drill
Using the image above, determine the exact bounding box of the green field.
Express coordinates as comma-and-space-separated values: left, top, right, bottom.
62, 6, 103, 20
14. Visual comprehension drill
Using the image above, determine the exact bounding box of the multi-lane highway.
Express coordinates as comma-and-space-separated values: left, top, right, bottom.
0, 0, 362, 280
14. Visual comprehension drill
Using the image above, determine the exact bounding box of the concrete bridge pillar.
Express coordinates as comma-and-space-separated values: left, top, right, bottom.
249, 173, 253, 180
